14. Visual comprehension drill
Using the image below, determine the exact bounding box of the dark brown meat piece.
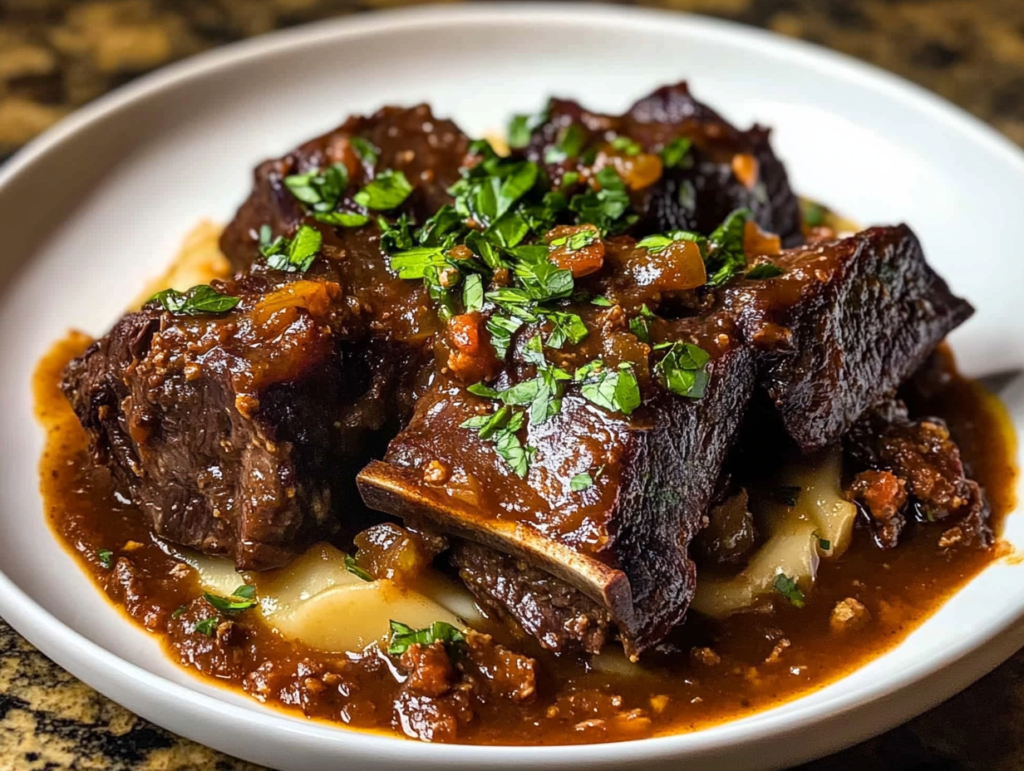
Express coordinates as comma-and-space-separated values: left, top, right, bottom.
62, 275, 368, 569
520, 82, 803, 246
221, 104, 469, 274
359, 331, 757, 657
844, 399, 991, 549
452, 541, 613, 655
722, 225, 974, 451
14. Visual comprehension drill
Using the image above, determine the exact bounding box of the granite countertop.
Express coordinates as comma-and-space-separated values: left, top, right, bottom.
1, 0, 1022, 768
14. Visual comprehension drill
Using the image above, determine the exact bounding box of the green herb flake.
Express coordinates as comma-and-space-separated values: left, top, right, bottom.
387, 620, 466, 656
545, 311, 588, 349
203, 584, 257, 613
171, 605, 187, 620
150, 285, 241, 316
194, 617, 219, 637
773, 574, 806, 608
345, 554, 373, 582
610, 135, 642, 156
354, 169, 414, 211
575, 361, 642, 416
590, 296, 613, 307
569, 167, 634, 233
570, 473, 594, 492
283, 163, 348, 213
704, 208, 752, 287
654, 341, 710, 400
636, 229, 705, 255
467, 382, 500, 399
545, 123, 587, 164
660, 137, 694, 169
314, 211, 370, 228
507, 104, 551, 149
350, 137, 380, 166
802, 200, 828, 228
97, 549, 113, 569
813, 531, 832, 552
260, 223, 323, 273
746, 261, 784, 280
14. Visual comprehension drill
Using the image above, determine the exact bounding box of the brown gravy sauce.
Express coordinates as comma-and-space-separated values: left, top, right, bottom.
35, 333, 1018, 745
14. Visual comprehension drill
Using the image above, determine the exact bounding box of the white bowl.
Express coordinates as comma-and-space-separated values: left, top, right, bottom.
0, 4, 1021, 770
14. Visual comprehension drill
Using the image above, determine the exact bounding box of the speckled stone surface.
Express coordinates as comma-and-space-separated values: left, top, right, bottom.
1, 1, 1022, 769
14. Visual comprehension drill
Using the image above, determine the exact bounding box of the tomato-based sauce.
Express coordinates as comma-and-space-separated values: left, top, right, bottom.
35, 332, 1017, 745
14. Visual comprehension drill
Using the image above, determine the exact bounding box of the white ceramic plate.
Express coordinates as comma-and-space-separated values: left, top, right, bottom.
0, 4, 1021, 770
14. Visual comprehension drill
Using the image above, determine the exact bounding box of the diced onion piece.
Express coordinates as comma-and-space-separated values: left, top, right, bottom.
273, 579, 462, 653
692, 447, 855, 619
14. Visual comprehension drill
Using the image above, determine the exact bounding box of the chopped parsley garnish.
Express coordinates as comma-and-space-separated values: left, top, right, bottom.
704, 208, 752, 287
629, 304, 655, 344
314, 211, 369, 228
350, 137, 380, 166
746, 261, 784, 280
259, 223, 322, 273
590, 295, 613, 307
507, 103, 551, 149
460, 407, 534, 477
574, 360, 642, 416
345, 554, 373, 582
97, 549, 113, 569
570, 473, 594, 492
610, 135, 642, 156
548, 229, 598, 251
150, 285, 240, 315
194, 617, 219, 636
813, 531, 832, 552
773, 574, 806, 608
545, 310, 588, 349
545, 123, 587, 164
569, 166, 635, 233
170, 605, 187, 620
463, 273, 484, 313
802, 200, 827, 228
203, 584, 257, 613
773, 484, 802, 507
387, 620, 465, 656
636, 229, 705, 254
660, 137, 694, 169
284, 163, 348, 212
653, 341, 710, 399
354, 169, 413, 211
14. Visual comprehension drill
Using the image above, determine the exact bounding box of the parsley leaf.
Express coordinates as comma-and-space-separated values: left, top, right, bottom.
660, 137, 694, 169
773, 574, 806, 608
486, 314, 525, 359
460, 406, 533, 476
345, 554, 373, 582
746, 261, 784, 280
97, 549, 113, 569
591, 296, 613, 307
314, 211, 369, 228
545, 311, 588, 349
507, 103, 551, 149
150, 285, 240, 315
283, 163, 348, 212
813, 530, 832, 552
463, 273, 484, 313
570, 473, 594, 492
653, 341, 710, 399
575, 361, 642, 416
388, 620, 465, 656
610, 135, 642, 156
203, 584, 257, 613
545, 123, 587, 164
170, 605, 187, 620
260, 222, 323, 273
194, 617, 219, 636
350, 137, 380, 166
802, 200, 827, 228
704, 208, 751, 287
636, 229, 706, 254
388, 247, 449, 279
569, 167, 634, 233
629, 304, 655, 344
354, 169, 413, 210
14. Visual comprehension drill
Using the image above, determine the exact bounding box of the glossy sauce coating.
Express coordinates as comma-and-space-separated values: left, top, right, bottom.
36, 333, 1017, 745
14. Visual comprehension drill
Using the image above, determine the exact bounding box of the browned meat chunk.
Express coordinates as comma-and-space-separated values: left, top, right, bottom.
845, 399, 991, 549
62, 275, 368, 569
723, 225, 974, 451
452, 541, 613, 655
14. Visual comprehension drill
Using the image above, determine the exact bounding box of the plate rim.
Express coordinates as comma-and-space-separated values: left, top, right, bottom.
1, 3, 1022, 767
